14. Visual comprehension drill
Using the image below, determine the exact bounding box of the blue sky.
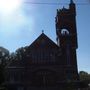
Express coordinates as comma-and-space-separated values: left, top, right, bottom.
0, 0, 90, 73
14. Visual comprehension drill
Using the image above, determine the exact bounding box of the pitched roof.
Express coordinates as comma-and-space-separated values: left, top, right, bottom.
7, 33, 59, 68
28, 33, 58, 49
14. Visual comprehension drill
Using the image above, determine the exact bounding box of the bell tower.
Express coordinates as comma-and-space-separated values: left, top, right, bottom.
55, 0, 79, 80
56, 0, 77, 48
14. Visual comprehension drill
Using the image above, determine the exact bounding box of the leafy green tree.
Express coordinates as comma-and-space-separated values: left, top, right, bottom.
79, 71, 90, 82
15, 47, 27, 61
79, 71, 90, 88
0, 47, 10, 86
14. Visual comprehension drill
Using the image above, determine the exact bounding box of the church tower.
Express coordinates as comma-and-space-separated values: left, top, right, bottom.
55, 0, 79, 80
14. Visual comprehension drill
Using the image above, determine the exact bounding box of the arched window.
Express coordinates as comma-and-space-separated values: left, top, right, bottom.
61, 29, 69, 35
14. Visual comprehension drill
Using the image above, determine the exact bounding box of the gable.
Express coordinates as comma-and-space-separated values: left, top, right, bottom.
7, 33, 60, 66
25, 33, 60, 64
28, 33, 59, 49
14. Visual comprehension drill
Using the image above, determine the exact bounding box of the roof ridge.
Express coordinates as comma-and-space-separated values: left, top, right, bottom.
28, 33, 58, 48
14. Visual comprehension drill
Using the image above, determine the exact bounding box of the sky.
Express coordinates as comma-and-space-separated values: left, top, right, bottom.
0, 0, 90, 73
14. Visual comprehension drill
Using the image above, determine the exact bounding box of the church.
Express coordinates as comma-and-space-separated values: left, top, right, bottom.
4, 0, 79, 90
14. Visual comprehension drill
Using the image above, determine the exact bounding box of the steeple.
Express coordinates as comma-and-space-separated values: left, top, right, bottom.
69, 0, 76, 15
70, 0, 74, 4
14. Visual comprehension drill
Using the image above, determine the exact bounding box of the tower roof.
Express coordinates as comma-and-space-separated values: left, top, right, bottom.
70, 0, 74, 4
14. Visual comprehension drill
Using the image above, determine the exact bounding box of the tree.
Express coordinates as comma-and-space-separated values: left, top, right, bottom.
0, 47, 9, 66
79, 71, 90, 88
79, 71, 90, 82
0, 47, 10, 86
15, 46, 28, 61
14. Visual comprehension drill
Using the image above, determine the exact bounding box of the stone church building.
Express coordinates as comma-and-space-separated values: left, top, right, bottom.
5, 0, 79, 90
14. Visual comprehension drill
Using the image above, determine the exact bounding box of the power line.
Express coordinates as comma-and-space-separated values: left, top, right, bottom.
24, 2, 90, 5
